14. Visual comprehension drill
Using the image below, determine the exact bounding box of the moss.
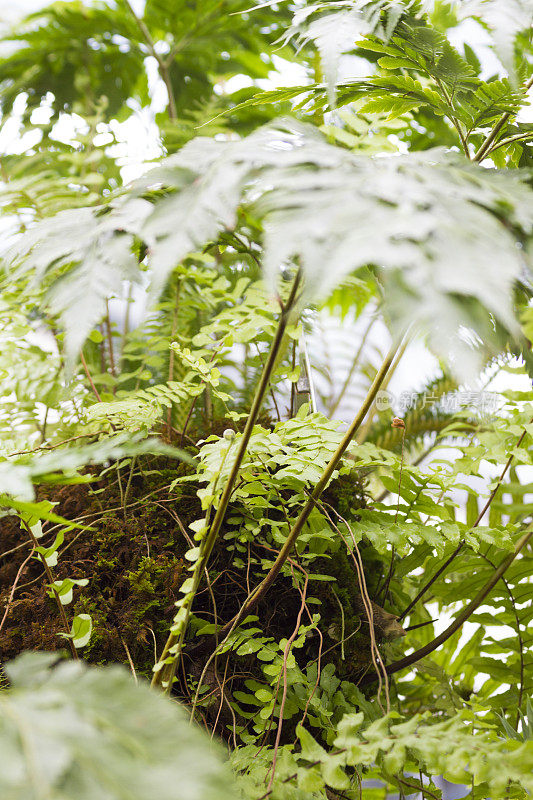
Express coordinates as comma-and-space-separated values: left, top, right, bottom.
0, 425, 398, 721
0, 457, 202, 677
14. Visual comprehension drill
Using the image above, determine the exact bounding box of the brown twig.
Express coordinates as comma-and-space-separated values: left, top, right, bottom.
361, 524, 533, 683
152, 273, 302, 690
0, 546, 35, 635
80, 351, 103, 403
398, 417, 532, 621
266, 568, 309, 792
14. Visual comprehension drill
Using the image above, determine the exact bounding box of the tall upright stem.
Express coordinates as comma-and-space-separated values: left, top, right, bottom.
151, 273, 301, 690
167, 279, 181, 439
195, 342, 399, 651
355, 337, 409, 444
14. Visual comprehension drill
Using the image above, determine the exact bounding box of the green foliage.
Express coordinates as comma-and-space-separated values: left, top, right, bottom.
0, 652, 235, 800
455, 0, 533, 80
8, 121, 533, 376
193, 409, 350, 514
86, 345, 231, 431
296, 708, 533, 796
233, 707, 533, 797
0, 0, 291, 125
0, 432, 189, 502
1, 1, 533, 798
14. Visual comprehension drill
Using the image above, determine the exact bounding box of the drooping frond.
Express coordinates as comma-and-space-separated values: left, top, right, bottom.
6, 119, 533, 376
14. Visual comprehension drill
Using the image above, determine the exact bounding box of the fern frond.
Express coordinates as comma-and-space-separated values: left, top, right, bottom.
7, 120, 533, 378
370, 375, 458, 451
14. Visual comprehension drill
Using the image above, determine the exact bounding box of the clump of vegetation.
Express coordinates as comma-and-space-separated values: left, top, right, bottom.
1, 1, 533, 799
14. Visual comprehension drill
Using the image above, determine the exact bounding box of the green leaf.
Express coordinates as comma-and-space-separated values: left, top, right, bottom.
70, 614, 92, 649
47, 579, 89, 607
0, 653, 236, 799
37, 119, 530, 378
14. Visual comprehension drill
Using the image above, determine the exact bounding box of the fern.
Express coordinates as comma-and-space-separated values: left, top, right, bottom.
297, 708, 533, 796
278, 1, 405, 103
0, 653, 235, 800
8, 119, 533, 378
462, 77, 529, 134
5, 199, 151, 366
0, 432, 188, 504
370, 374, 459, 451
87, 345, 231, 432
0, 0, 291, 126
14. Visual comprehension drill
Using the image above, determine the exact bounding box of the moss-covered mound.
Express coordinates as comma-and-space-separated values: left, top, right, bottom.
0, 445, 404, 741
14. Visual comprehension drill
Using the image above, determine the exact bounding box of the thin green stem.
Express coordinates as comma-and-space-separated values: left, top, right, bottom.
22, 521, 78, 660
195, 342, 400, 652
121, 282, 133, 363
104, 299, 116, 386
355, 336, 409, 444
435, 78, 470, 158
485, 131, 533, 156
474, 74, 533, 163
398, 416, 532, 621
331, 588, 346, 661
122, 0, 178, 120
167, 279, 181, 439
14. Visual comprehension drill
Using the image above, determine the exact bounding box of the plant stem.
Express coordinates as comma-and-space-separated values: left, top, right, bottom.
104, 299, 116, 384
355, 337, 409, 444
80, 351, 103, 403
121, 282, 133, 363
167, 279, 181, 439
123, 457, 136, 520
398, 416, 532, 621
151, 272, 302, 690
197, 342, 399, 650
473, 74, 533, 163
435, 78, 470, 158
362, 524, 533, 682
22, 522, 78, 660
485, 131, 533, 156
122, 0, 178, 120
0, 546, 35, 636
329, 311, 377, 417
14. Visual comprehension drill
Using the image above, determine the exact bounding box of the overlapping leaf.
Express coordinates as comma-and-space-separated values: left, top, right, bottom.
0, 653, 235, 800
139, 121, 533, 375
6, 119, 533, 377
